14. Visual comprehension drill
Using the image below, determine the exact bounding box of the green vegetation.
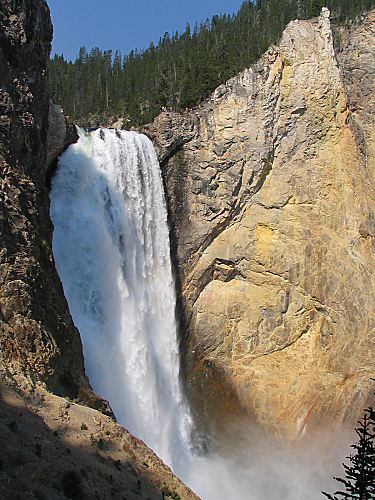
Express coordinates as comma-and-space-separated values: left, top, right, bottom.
61, 470, 83, 499
323, 400, 375, 499
49, 0, 375, 127
35, 443, 42, 458
7, 420, 18, 432
162, 485, 181, 499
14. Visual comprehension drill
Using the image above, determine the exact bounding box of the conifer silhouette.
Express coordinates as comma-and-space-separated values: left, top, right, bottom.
323, 399, 375, 499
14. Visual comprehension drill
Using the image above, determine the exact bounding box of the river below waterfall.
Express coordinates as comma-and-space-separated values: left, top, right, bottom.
50, 128, 346, 500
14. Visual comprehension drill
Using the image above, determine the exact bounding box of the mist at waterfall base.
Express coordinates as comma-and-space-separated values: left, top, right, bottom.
50, 128, 348, 500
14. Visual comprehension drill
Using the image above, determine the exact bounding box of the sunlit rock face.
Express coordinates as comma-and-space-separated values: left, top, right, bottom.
150, 9, 375, 439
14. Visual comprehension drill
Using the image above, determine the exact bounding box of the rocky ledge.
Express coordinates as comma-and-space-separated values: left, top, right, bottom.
0, 380, 197, 499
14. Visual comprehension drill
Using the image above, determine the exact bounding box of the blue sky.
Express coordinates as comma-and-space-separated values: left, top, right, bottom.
48, 0, 246, 61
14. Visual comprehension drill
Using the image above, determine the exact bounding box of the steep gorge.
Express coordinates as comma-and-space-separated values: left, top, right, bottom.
0, 2, 197, 498
147, 8, 375, 439
0, 0, 374, 497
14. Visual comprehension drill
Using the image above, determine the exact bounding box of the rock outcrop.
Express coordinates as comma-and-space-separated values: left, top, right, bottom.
0, 2, 197, 497
46, 101, 78, 169
146, 111, 198, 165
336, 10, 375, 177
151, 9, 375, 439
0, 0, 87, 397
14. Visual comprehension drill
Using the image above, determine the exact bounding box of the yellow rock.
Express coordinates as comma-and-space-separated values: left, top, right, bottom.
154, 10, 375, 439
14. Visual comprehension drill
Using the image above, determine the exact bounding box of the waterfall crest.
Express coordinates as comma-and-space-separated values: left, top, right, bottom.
50, 128, 191, 468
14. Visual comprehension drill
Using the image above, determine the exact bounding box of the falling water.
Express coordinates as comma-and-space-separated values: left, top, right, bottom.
50, 128, 191, 469
50, 127, 346, 500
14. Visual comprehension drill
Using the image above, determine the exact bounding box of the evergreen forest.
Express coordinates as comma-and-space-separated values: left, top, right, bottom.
48, 0, 375, 127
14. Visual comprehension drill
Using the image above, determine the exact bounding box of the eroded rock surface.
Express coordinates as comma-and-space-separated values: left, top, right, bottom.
336, 10, 375, 177
0, 0, 88, 398
152, 9, 375, 439
47, 100, 78, 168
145, 111, 198, 165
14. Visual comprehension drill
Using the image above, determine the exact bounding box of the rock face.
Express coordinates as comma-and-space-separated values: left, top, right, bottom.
0, 0, 87, 397
146, 111, 198, 165
46, 100, 78, 169
336, 10, 375, 178
0, 3, 198, 496
150, 9, 375, 439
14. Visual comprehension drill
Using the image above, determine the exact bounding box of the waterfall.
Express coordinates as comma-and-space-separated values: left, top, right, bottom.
50, 128, 191, 469
50, 127, 342, 500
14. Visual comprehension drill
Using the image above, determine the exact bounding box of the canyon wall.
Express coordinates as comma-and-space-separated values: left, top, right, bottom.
0, 0, 88, 397
0, 2, 197, 497
148, 9, 375, 439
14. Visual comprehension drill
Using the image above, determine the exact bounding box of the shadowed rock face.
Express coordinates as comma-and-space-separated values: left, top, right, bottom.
336, 10, 375, 177
46, 101, 78, 169
0, 0, 87, 396
150, 9, 375, 439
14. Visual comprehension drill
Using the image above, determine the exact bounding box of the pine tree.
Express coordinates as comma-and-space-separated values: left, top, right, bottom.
323, 405, 375, 499
48, 0, 375, 127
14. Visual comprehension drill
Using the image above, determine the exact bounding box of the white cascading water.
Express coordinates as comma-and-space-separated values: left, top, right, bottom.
50, 128, 344, 500
50, 128, 191, 469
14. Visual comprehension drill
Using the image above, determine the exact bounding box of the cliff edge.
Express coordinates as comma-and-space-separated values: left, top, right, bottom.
148, 8, 375, 439
0, 0, 86, 397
